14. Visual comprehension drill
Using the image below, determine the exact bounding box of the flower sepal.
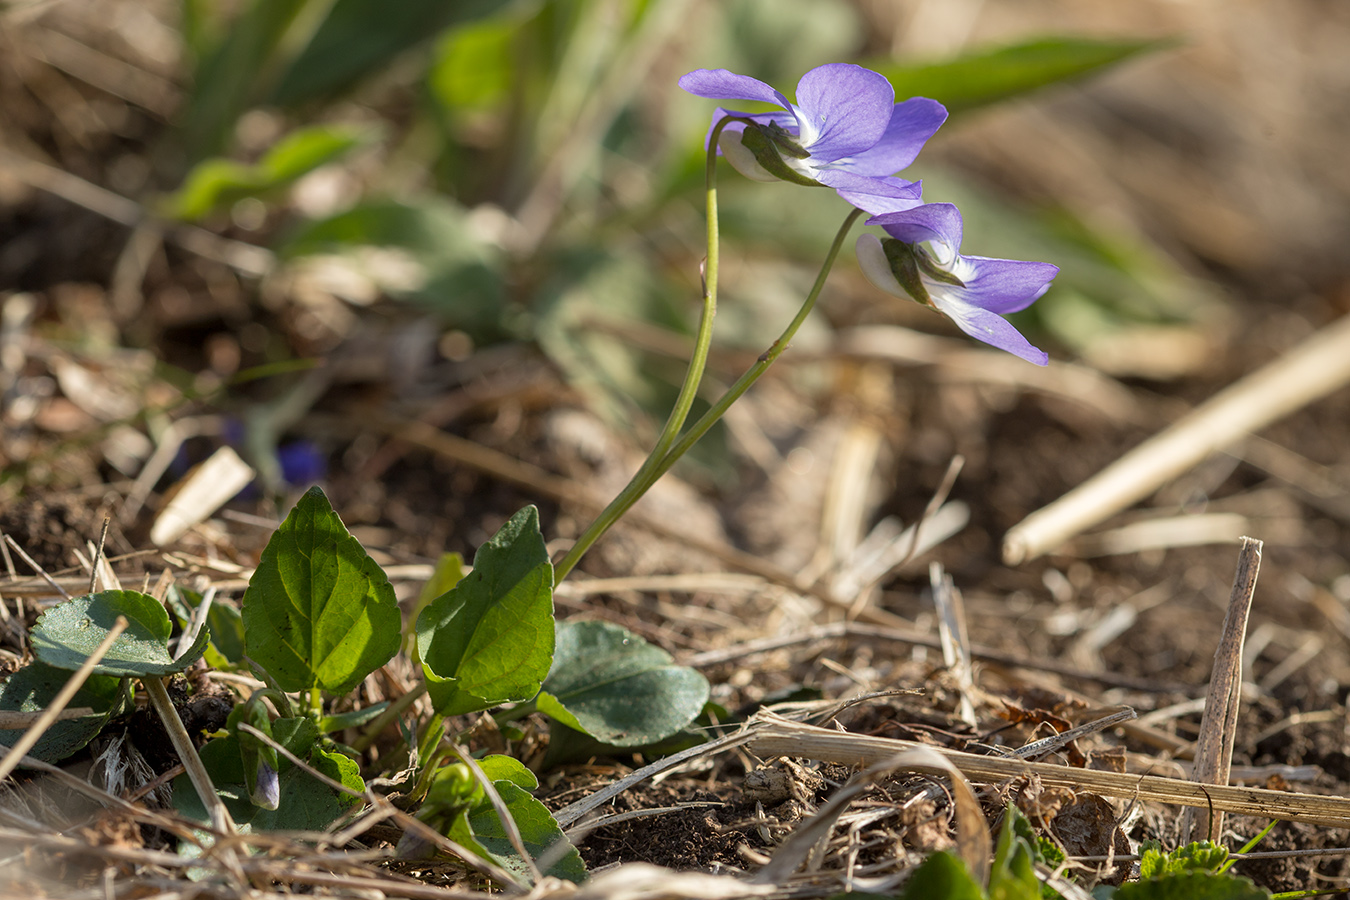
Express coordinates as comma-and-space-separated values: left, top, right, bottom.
722, 122, 822, 187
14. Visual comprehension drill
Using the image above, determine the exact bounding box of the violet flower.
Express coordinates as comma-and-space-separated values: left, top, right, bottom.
679, 64, 946, 202
856, 203, 1057, 365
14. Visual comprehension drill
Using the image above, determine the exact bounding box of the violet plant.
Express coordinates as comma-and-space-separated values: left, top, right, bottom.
555, 62, 1057, 582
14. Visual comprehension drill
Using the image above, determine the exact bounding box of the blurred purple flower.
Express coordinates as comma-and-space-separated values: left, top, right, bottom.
856, 203, 1057, 365
679, 64, 945, 201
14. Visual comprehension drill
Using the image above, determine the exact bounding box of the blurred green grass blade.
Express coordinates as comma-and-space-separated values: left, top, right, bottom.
270, 0, 516, 107
867, 36, 1174, 114
179, 0, 312, 162
165, 125, 368, 221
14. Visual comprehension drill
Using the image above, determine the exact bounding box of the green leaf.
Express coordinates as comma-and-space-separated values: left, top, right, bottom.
478, 753, 537, 790
988, 803, 1044, 900
31, 590, 209, 677
900, 850, 986, 899
242, 486, 401, 695
407, 552, 465, 658
536, 620, 709, 746
416, 506, 555, 716
270, 0, 515, 107
1114, 871, 1269, 900
867, 36, 1173, 116
0, 662, 128, 762
176, 716, 363, 833
466, 780, 587, 884
165, 125, 368, 221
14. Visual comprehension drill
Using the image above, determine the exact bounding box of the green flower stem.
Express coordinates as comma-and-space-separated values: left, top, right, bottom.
642, 207, 864, 495
553, 117, 739, 584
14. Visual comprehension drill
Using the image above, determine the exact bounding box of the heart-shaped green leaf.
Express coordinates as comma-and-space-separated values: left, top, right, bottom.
31, 590, 209, 677
242, 486, 401, 695
416, 506, 554, 716
536, 620, 708, 747
0, 661, 129, 762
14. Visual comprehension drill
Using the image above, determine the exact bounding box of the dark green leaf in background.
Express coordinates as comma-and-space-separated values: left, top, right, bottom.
868, 36, 1173, 116
31, 590, 208, 677
416, 506, 554, 717
178, 0, 311, 162
0, 662, 128, 763
536, 619, 708, 747
241, 486, 401, 695
279, 198, 507, 342
270, 0, 516, 107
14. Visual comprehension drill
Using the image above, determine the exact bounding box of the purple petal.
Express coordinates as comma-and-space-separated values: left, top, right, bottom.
817, 170, 924, 199
836, 178, 925, 215
870, 202, 964, 258
792, 64, 894, 160
679, 69, 790, 109
956, 257, 1060, 314
844, 98, 949, 175
929, 293, 1049, 365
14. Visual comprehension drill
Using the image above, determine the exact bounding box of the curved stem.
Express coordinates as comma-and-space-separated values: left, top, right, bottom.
554, 116, 738, 583
646, 208, 864, 484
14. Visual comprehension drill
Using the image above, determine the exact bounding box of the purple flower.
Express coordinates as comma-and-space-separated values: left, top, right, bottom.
679, 64, 946, 201
856, 203, 1057, 365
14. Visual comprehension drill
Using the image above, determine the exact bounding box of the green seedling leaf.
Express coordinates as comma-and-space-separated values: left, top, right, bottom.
899, 850, 986, 899
31, 590, 209, 677
242, 486, 401, 695
464, 780, 586, 884
165, 125, 369, 221
1139, 840, 1231, 878
0, 661, 128, 762
1113, 871, 1269, 900
416, 506, 554, 717
867, 35, 1173, 116
536, 620, 709, 747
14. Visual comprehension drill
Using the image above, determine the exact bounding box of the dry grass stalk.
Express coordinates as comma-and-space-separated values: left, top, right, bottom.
1180, 536, 1261, 843
1004, 311, 1350, 563
930, 562, 976, 728
748, 710, 1350, 828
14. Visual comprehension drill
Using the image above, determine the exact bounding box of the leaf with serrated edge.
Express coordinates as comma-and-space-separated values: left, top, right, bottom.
31, 591, 208, 677
536, 620, 708, 746
242, 486, 400, 695
416, 506, 554, 716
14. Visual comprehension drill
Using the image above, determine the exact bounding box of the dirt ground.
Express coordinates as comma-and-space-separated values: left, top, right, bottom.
4, 1, 1350, 897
